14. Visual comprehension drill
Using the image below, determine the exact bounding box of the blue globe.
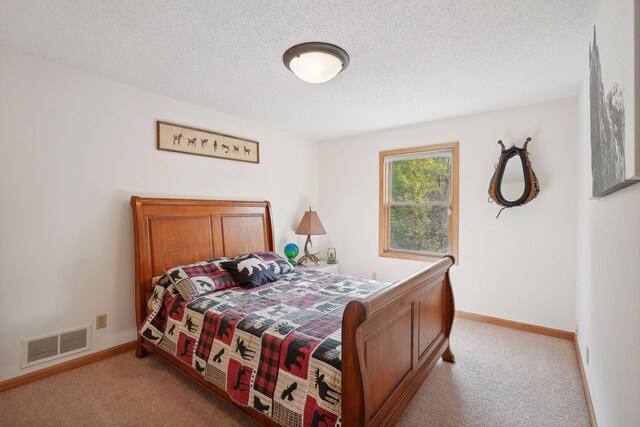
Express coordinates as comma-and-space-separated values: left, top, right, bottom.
284, 243, 299, 266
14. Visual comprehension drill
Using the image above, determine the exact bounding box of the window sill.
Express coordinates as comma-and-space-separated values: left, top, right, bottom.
379, 249, 449, 263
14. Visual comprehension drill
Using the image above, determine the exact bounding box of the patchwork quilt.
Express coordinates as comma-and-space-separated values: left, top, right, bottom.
140, 269, 387, 427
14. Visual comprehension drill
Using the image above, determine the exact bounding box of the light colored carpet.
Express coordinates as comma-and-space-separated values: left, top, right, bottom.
0, 318, 589, 426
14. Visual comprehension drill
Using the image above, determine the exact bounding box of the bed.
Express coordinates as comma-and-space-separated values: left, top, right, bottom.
131, 196, 455, 426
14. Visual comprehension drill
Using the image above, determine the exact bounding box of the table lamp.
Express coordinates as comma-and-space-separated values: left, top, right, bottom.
295, 207, 326, 266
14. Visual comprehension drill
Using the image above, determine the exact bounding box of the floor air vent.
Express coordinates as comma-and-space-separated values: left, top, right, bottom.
22, 325, 91, 368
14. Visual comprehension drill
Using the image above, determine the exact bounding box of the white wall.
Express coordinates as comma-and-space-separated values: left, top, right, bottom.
319, 98, 578, 331
0, 46, 319, 381
576, 79, 640, 425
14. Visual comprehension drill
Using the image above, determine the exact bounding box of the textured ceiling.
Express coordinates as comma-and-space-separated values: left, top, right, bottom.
0, 1, 597, 140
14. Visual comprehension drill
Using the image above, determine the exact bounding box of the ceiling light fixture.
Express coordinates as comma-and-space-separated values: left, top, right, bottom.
283, 42, 350, 84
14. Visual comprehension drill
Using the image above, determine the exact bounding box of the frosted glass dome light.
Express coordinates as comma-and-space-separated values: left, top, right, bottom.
283, 42, 349, 84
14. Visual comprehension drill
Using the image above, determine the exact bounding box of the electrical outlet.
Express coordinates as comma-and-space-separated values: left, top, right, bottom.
586, 346, 589, 366
96, 314, 107, 330
372, 272, 377, 280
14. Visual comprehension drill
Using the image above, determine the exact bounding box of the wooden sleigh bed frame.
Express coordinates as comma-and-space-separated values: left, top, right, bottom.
131, 196, 455, 426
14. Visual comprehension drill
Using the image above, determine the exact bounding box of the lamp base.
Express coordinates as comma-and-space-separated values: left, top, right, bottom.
297, 235, 320, 267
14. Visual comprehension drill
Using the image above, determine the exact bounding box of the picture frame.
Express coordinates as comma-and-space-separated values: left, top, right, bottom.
157, 121, 259, 164
588, 0, 640, 197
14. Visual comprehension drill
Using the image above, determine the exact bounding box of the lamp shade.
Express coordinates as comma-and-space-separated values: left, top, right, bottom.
295, 209, 326, 236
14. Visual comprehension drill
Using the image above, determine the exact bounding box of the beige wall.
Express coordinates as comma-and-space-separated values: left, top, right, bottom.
0, 46, 319, 381
318, 98, 579, 331
576, 76, 640, 426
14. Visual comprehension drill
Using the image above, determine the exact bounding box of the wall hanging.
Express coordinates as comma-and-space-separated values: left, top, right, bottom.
588, 5, 640, 197
157, 121, 259, 164
488, 138, 539, 218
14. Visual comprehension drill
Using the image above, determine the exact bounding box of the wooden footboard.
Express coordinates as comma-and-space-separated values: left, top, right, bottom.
342, 256, 455, 426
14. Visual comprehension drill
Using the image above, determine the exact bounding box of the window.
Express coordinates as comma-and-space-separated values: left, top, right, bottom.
379, 142, 459, 262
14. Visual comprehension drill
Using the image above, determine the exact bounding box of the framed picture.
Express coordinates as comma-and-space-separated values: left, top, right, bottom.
157, 121, 259, 164
588, 0, 640, 197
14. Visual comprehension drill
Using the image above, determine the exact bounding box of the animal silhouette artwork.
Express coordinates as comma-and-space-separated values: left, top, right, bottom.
185, 316, 198, 333
159, 123, 258, 163
281, 382, 297, 401
253, 396, 270, 414
284, 337, 311, 371
277, 322, 295, 336
195, 360, 205, 374
310, 410, 334, 427
231, 367, 250, 391
238, 257, 268, 276
212, 347, 225, 363
315, 302, 335, 314
142, 328, 159, 341
235, 338, 256, 361
314, 368, 341, 405
167, 324, 176, 335
168, 299, 183, 318
217, 315, 234, 341
180, 338, 191, 357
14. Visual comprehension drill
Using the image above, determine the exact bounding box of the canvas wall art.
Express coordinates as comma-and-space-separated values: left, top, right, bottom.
157, 121, 259, 164
589, 0, 640, 197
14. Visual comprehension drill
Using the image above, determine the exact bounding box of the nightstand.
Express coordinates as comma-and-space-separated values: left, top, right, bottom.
299, 261, 339, 274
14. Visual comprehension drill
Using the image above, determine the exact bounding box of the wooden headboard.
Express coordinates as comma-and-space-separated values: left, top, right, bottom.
130, 196, 274, 327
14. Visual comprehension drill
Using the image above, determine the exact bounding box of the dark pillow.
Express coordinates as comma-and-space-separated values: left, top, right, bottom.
164, 258, 237, 300
221, 254, 278, 288
252, 251, 295, 275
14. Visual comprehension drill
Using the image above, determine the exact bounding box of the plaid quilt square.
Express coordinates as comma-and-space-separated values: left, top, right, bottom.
284, 292, 329, 309
195, 310, 220, 361
296, 316, 341, 340
254, 333, 283, 398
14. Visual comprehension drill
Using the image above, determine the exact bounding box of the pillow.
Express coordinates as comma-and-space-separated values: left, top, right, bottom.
221, 254, 278, 288
164, 258, 237, 300
252, 251, 295, 275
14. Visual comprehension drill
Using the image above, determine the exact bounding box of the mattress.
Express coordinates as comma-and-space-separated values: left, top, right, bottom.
140, 268, 387, 427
